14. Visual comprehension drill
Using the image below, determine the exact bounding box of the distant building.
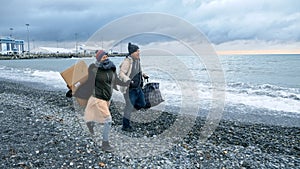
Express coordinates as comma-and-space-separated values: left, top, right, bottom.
0, 37, 24, 55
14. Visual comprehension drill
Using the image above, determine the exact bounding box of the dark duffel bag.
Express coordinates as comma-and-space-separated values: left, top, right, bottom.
142, 82, 164, 108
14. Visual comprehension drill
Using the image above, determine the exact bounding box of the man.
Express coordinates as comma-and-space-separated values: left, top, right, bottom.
119, 42, 149, 132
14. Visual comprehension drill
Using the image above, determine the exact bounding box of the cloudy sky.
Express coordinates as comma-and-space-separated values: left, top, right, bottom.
1, 0, 299, 54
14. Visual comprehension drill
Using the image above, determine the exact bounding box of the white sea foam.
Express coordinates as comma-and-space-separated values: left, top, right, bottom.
225, 91, 300, 113
31, 70, 66, 89
0, 66, 66, 90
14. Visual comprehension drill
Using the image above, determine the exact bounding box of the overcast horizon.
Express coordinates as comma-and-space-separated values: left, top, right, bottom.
1, 0, 299, 54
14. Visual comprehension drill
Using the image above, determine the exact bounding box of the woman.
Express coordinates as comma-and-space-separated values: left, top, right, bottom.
84, 50, 128, 152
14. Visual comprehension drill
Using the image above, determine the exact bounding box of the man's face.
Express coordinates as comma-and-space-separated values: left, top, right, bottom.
131, 49, 140, 59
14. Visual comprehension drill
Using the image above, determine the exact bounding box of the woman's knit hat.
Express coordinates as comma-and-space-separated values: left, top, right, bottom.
128, 42, 139, 55
95, 50, 107, 61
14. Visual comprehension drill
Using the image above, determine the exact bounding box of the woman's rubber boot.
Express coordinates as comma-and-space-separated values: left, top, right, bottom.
102, 141, 114, 152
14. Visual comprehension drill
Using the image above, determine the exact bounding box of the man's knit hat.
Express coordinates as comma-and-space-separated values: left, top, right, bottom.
128, 42, 139, 55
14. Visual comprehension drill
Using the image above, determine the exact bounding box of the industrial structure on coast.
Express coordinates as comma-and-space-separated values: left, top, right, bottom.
0, 36, 127, 60
0, 36, 24, 56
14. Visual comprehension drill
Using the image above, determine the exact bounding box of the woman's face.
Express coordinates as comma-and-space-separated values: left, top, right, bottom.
100, 54, 108, 62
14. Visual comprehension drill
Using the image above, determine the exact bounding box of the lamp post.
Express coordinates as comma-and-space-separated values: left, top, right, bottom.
9, 28, 13, 38
32, 39, 35, 50
75, 33, 78, 55
25, 24, 30, 56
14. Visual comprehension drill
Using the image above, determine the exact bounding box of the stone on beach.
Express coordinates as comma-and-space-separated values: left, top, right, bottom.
0, 79, 299, 168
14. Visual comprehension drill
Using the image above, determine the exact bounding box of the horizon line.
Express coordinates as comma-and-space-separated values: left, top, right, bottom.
217, 49, 300, 55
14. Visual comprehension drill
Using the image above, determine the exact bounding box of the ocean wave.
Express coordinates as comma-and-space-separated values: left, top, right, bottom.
0, 66, 66, 90
225, 82, 300, 113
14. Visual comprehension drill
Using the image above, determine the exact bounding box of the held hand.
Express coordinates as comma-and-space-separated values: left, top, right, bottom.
125, 80, 131, 86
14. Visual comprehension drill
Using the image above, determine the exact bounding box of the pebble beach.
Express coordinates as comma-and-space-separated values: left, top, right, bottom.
0, 79, 299, 168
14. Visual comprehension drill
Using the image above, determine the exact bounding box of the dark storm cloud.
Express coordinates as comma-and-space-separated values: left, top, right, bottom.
0, 0, 128, 42
0, 0, 299, 47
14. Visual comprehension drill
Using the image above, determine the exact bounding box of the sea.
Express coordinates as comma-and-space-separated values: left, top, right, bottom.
0, 54, 299, 127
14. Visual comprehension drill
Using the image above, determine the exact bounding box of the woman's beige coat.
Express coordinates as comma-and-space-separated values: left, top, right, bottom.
84, 96, 110, 123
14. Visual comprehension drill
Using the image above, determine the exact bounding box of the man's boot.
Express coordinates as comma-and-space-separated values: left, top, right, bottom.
122, 117, 133, 132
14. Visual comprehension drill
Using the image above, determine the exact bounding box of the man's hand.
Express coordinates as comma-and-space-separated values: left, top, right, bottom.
125, 80, 131, 86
